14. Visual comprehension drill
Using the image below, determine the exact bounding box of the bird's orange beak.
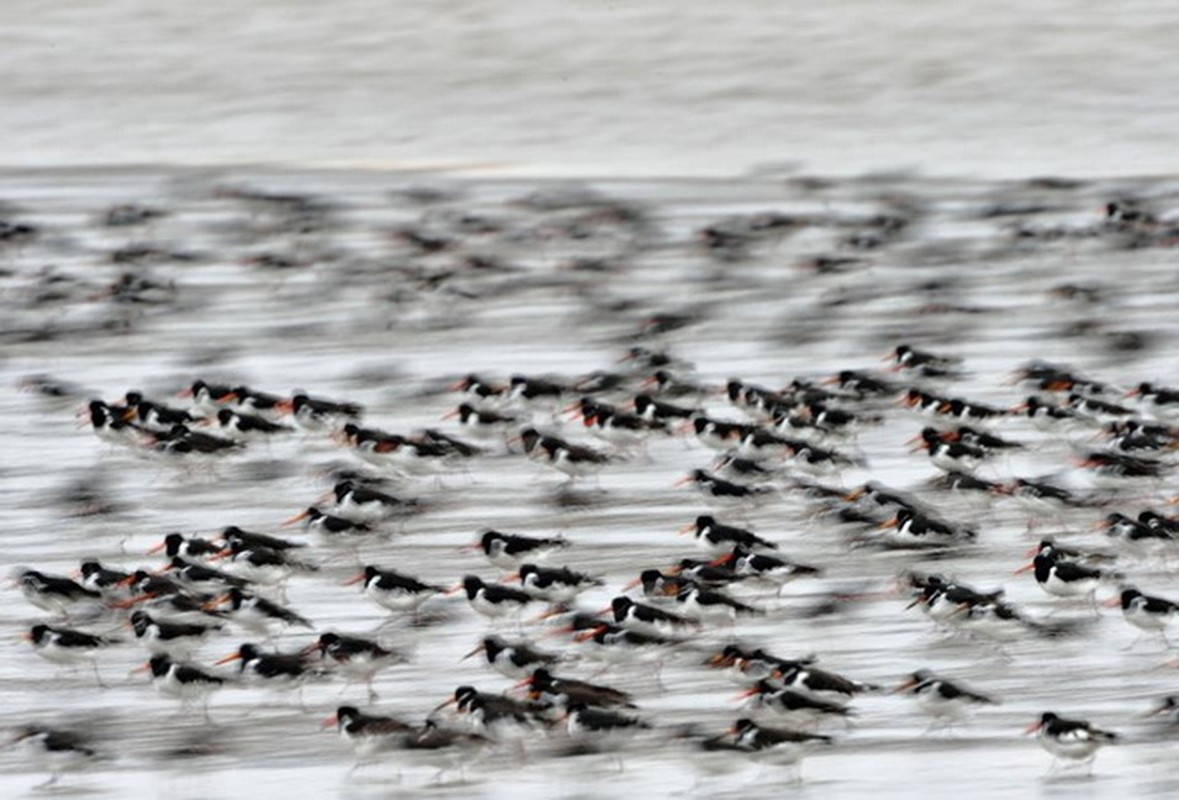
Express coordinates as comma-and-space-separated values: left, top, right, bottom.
1024, 720, 1044, 735
1013, 562, 1035, 575
321, 713, 338, 729
282, 510, 310, 526
213, 652, 242, 666
342, 572, 367, 586
146, 540, 167, 555
201, 594, 232, 612
460, 643, 486, 661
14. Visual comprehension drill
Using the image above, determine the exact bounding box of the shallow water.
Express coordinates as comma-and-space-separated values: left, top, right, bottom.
2, 168, 1179, 798
4, 1, 1179, 178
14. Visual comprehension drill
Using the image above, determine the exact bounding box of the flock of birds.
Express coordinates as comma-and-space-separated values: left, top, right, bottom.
12, 338, 1179, 789
5, 175, 1179, 795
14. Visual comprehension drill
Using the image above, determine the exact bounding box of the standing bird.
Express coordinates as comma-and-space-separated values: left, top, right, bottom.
12, 725, 100, 788
1026, 712, 1118, 771
25, 624, 118, 685
728, 718, 832, 781
894, 670, 996, 728
462, 635, 561, 679
346, 565, 445, 619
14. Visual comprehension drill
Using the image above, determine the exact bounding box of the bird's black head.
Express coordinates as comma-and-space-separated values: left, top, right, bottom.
479, 530, 502, 551
519, 428, 541, 451
732, 718, 757, 734
610, 596, 633, 616
148, 655, 172, 677
316, 633, 340, 652
461, 575, 483, 598
336, 706, 360, 723
28, 624, 50, 644
518, 564, 538, 580
216, 408, 234, 425
454, 685, 478, 708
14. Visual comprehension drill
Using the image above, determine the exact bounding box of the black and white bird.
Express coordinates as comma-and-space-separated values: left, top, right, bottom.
346, 565, 445, 617
681, 515, 777, 555
208, 586, 314, 635
130, 610, 221, 660
19, 569, 103, 616
25, 624, 117, 684
142, 654, 226, 715
12, 725, 100, 788
471, 529, 569, 570
728, 717, 832, 779
1026, 712, 1118, 770
1106, 586, 1179, 643
455, 575, 536, 621
894, 670, 996, 726
512, 563, 604, 603
462, 635, 561, 679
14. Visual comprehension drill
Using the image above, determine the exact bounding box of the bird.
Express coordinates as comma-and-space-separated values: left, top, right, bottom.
25, 624, 117, 685
894, 670, 996, 727
519, 668, 635, 709
18, 569, 103, 616
141, 654, 226, 716
1105, 586, 1179, 645
519, 427, 611, 481
608, 595, 700, 638
455, 575, 537, 620
306, 632, 403, 699
12, 725, 100, 788
681, 515, 777, 554
461, 635, 561, 679
1026, 712, 1118, 771
728, 717, 832, 780
345, 565, 445, 618
470, 529, 569, 570
207, 586, 314, 635
512, 563, 604, 603
324, 705, 415, 770
130, 610, 221, 660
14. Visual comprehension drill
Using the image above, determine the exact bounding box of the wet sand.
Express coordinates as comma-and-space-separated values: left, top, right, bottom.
2, 167, 1179, 797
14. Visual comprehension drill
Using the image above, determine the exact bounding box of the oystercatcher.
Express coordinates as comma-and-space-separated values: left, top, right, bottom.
346, 565, 445, 618
729, 718, 832, 779
519, 667, 635, 709
681, 515, 777, 554
673, 583, 762, 622
148, 532, 223, 561
280, 393, 363, 430
608, 595, 699, 637
213, 408, 292, 440
19, 569, 102, 616
738, 681, 852, 723
130, 610, 220, 660
444, 403, 518, 440
519, 428, 611, 480
1026, 712, 1117, 771
471, 529, 569, 570
878, 508, 975, 548
717, 547, 822, 592
325, 705, 414, 769
455, 575, 536, 620
207, 586, 313, 635
676, 469, 771, 503
565, 702, 649, 748
910, 427, 987, 473
12, 725, 99, 788
462, 635, 561, 679
894, 670, 995, 726
142, 654, 225, 717
890, 344, 964, 377
307, 632, 403, 698
1017, 548, 1108, 600
25, 624, 117, 684
1106, 586, 1179, 644
513, 563, 604, 603
284, 506, 373, 539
